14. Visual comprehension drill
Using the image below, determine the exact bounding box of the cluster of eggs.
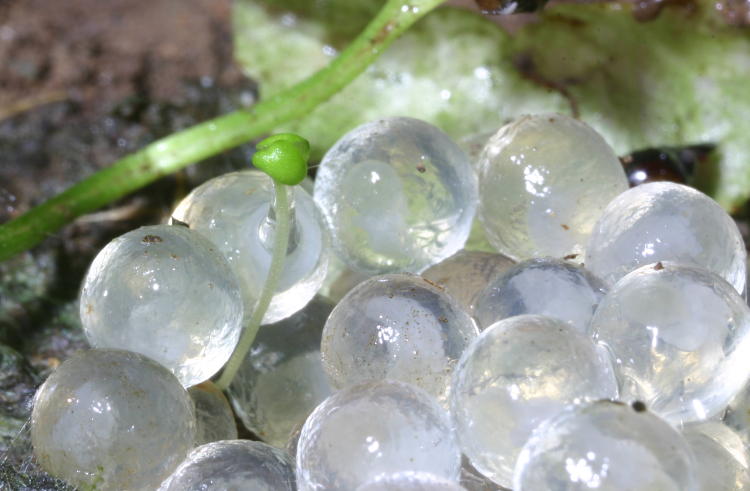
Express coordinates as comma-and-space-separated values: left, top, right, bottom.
28, 114, 750, 490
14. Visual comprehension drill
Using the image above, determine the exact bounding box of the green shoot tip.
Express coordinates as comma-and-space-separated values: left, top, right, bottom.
252, 133, 310, 185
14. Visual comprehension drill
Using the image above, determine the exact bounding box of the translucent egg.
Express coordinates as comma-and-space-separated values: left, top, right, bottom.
313, 117, 478, 275
724, 382, 750, 445
159, 440, 295, 491
172, 170, 329, 324
356, 472, 467, 490
319, 253, 372, 303
589, 262, 750, 425
586, 181, 746, 293
321, 274, 478, 404
227, 297, 334, 447
80, 225, 243, 386
477, 114, 628, 261
458, 130, 497, 167
31, 349, 196, 490
296, 380, 461, 490
285, 421, 304, 460
513, 401, 696, 490
421, 250, 516, 316
472, 258, 606, 332
682, 421, 750, 490
188, 382, 238, 446
460, 457, 508, 491
451, 315, 618, 488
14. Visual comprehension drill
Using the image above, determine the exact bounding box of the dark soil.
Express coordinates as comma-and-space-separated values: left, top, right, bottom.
0, 0, 260, 296
0, 0, 240, 111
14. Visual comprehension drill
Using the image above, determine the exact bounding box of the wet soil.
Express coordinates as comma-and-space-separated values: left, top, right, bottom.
0, 0, 259, 304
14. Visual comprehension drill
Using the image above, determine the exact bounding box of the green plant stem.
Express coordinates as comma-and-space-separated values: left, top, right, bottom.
0, 0, 445, 263
215, 182, 290, 390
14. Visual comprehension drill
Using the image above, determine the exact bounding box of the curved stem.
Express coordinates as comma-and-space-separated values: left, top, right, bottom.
0, 0, 446, 263
215, 182, 290, 390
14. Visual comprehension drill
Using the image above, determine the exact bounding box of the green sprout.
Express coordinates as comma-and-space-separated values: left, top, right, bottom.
252, 133, 311, 186
0, 0, 446, 263
215, 133, 309, 390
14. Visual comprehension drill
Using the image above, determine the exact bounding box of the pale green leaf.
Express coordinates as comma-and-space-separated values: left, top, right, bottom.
511, 4, 750, 209
234, 0, 750, 209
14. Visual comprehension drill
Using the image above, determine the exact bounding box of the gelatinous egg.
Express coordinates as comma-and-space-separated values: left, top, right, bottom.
314, 117, 478, 275
725, 380, 750, 446
513, 401, 696, 490
321, 274, 477, 404
31, 349, 196, 490
228, 297, 334, 448
356, 472, 467, 490
189, 381, 237, 446
473, 258, 606, 332
80, 224, 244, 386
451, 315, 618, 488
682, 421, 750, 491
422, 250, 515, 316
459, 456, 508, 491
589, 262, 750, 425
296, 380, 461, 490
172, 169, 329, 323
477, 114, 628, 261
586, 181, 746, 293
159, 440, 295, 491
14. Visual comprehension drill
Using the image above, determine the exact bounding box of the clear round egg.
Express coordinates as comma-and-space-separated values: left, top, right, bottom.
682, 421, 750, 490
171, 169, 329, 324
459, 457, 508, 491
313, 117, 478, 275
723, 377, 750, 447
725, 381, 750, 447
285, 421, 305, 461
451, 315, 618, 488
296, 380, 461, 491
477, 114, 628, 261
513, 401, 696, 490
356, 472, 467, 491
585, 181, 746, 293
189, 381, 238, 446
421, 250, 516, 316
589, 262, 750, 425
159, 440, 295, 491
321, 274, 478, 405
472, 258, 606, 332
31, 349, 196, 490
227, 297, 334, 448
80, 224, 243, 387
319, 253, 373, 304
